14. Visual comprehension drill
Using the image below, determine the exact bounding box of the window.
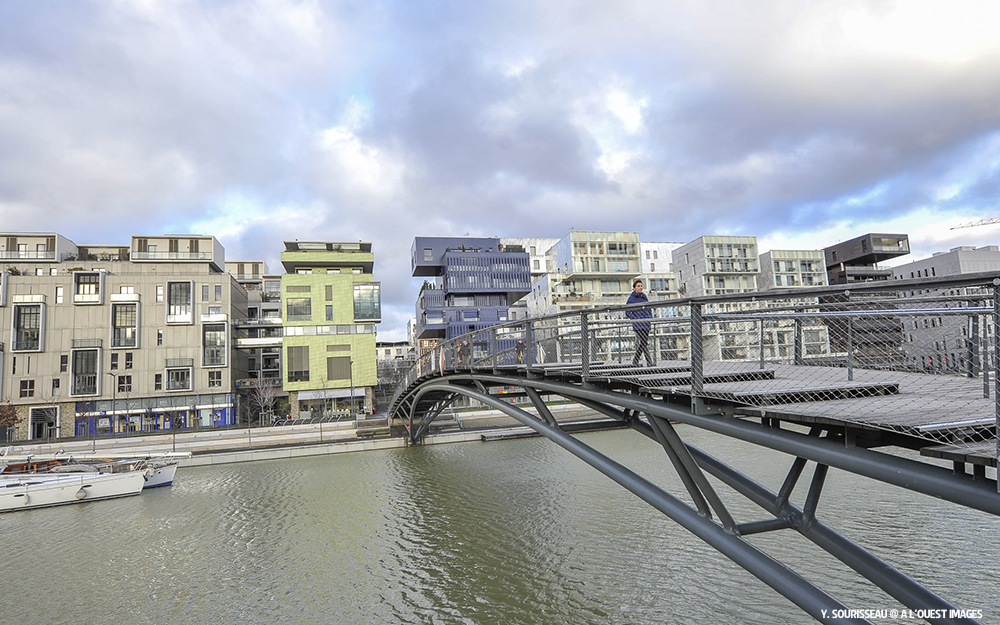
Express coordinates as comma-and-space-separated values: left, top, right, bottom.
215, 284, 222, 301
208, 371, 222, 387
353, 283, 381, 321
13, 304, 42, 351
112, 302, 138, 348
327, 356, 351, 380
653, 251, 658, 259
154, 373, 162, 391
157, 329, 163, 346
325, 285, 333, 301
286, 298, 312, 321
296, 268, 312, 275
125, 353, 132, 369
352, 268, 361, 274
202, 284, 210, 301
35, 268, 43, 276
110, 352, 119, 370
327, 268, 340, 274
166, 368, 191, 391
530, 246, 536, 255
167, 282, 193, 323
533, 259, 540, 271
287, 346, 309, 382
120, 286, 135, 294
117, 375, 132, 393
71, 349, 98, 395
156, 286, 164, 302
52, 378, 60, 396
56, 286, 64, 304
326, 305, 333, 321
645, 251, 650, 259
423, 248, 433, 261
20, 380, 34, 398
651, 262, 656, 272
74, 272, 101, 303
203, 324, 226, 366
60, 355, 68, 372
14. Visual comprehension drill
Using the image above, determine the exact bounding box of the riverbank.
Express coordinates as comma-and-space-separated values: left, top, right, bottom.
2, 403, 625, 467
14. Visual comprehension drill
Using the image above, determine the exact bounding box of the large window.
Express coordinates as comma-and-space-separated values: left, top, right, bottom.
167, 281, 193, 323
286, 298, 312, 321
166, 367, 191, 391
74, 272, 101, 304
19, 380, 34, 398
327, 356, 351, 381
71, 349, 98, 395
117, 375, 132, 393
12, 304, 41, 351
287, 346, 309, 382
112, 303, 138, 348
203, 324, 226, 366
353, 283, 381, 321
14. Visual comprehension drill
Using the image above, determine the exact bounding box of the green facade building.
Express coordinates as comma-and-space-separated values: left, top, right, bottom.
280, 241, 381, 418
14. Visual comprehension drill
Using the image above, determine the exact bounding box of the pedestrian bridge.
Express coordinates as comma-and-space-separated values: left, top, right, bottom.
389, 273, 1000, 625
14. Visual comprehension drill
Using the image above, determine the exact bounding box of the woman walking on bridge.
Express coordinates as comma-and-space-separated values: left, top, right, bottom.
626, 279, 654, 367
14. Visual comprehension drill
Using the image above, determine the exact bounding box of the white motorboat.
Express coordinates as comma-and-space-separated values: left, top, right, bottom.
1, 452, 188, 490
0, 471, 146, 512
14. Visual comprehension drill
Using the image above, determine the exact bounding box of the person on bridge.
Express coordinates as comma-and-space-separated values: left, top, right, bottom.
626, 279, 654, 367
515, 337, 526, 364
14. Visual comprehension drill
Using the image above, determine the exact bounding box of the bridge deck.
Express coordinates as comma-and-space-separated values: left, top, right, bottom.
481, 360, 998, 467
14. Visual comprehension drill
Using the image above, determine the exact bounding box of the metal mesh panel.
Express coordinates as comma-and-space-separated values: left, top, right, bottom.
390, 276, 1000, 459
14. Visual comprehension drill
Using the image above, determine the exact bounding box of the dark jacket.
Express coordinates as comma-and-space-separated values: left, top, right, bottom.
626, 291, 652, 331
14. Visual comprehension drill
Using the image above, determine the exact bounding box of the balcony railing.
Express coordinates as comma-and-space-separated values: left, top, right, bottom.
0, 251, 55, 260
132, 251, 212, 261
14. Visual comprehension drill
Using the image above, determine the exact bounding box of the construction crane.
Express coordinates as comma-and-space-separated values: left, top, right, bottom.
950, 217, 1000, 230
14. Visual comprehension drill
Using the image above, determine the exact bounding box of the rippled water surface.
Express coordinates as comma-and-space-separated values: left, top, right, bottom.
2, 427, 998, 624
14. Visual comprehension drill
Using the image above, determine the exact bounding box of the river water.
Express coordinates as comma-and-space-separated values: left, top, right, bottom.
2, 427, 998, 625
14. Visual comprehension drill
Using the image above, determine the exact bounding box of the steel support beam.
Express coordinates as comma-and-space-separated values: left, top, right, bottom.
411, 381, 870, 624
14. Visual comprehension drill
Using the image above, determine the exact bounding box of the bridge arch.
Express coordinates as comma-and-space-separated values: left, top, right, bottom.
390, 273, 1000, 624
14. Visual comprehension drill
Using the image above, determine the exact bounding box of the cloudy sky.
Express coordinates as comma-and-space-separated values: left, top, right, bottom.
3, 0, 1000, 339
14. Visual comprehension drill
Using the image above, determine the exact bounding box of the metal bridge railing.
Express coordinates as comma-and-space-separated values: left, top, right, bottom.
391, 272, 1000, 457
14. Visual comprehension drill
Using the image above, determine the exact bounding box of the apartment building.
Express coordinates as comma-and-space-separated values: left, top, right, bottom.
280, 241, 380, 419
758, 250, 828, 290
500, 237, 560, 322
891, 246, 1000, 372
225, 261, 286, 421
823, 233, 909, 284
0, 232, 246, 441
672, 236, 760, 297
525, 230, 641, 316
412, 237, 531, 343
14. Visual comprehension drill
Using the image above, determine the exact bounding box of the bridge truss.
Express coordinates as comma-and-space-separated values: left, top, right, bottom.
389, 273, 1000, 625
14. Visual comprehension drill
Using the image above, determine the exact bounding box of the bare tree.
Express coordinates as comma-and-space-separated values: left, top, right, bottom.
248, 380, 278, 427
0, 399, 22, 443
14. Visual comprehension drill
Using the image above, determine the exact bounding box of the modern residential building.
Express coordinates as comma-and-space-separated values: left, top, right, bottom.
639, 242, 684, 275
671, 236, 760, 297
758, 250, 828, 290
280, 241, 380, 419
891, 246, 1000, 372
501, 237, 560, 322
823, 233, 910, 284
0, 232, 247, 441
524, 230, 641, 316
412, 237, 531, 344
225, 261, 286, 422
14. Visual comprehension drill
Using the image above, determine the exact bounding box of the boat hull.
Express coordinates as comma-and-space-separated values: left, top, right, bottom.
0, 471, 145, 512
143, 462, 178, 488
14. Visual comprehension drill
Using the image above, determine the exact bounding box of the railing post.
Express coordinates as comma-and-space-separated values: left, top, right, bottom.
968, 310, 978, 378
691, 302, 703, 406
581, 312, 590, 379
490, 326, 498, 371
759, 319, 765, 370
847, 317, 854, 382
618, 323, 623, 364
794, 317, 803, 366
525, 321, 534, 366
983, 315, 990, 399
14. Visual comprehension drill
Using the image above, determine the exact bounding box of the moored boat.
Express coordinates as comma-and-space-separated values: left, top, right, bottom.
0, 471, 146, 512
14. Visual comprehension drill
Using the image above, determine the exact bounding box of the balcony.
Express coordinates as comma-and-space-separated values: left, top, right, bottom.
235, 336, 283, 348
1, 250, 55, 260
71, 338, 103, 348
233, 317, 283, 326
200, 313, 228, 323
132, 251, 213, 261
235, 377, 282, 389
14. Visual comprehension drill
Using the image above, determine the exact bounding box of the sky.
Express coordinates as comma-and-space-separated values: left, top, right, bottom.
3, 0, 1000, 340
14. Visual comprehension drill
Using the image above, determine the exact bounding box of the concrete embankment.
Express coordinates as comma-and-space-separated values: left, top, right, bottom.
3, 404, 624, 468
